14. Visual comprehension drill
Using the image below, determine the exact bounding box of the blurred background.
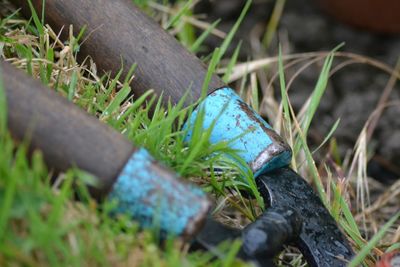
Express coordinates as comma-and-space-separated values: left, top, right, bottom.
193, 0, 400, 184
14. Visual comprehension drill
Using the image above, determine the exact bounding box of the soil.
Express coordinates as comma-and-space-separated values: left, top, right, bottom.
195, 0, 400, 183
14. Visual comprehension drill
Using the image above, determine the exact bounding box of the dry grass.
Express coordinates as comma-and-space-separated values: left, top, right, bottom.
0, 0, 399, 266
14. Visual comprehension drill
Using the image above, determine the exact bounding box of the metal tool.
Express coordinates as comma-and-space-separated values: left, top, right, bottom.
14, 0, 355, 265
14, 0, 292, 176
1, 61, 210, 238
256, 168, 354, 266
195, 169, 356, 266
1, 61, 280, 266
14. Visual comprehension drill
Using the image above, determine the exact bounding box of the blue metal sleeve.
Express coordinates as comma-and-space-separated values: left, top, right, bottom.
183, 87, 292, 177
107, 148, 210, 237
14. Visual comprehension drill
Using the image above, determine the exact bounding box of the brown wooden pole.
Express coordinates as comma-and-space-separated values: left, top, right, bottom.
2, 61, 134, 198
2, 61, 210, 237
13, 0, 225, 107
12, 0, 293, 177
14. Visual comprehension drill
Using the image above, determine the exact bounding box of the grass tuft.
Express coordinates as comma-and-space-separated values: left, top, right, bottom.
0, 0, 399, 266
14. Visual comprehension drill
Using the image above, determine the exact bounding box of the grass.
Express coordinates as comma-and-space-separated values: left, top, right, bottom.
1, 0, 399, 266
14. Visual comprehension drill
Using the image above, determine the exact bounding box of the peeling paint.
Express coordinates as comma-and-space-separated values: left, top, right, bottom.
183, 87, 292, 177
108, 148, 210, 237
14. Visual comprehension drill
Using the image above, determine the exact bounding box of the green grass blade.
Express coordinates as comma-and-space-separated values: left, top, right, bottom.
99, 69, 123, 106
291, 113, 327, 204
123, 64, 137, 84
339, 221, 366, 248
15, 44, 33, 75
0, 67, 6, 134
0, 146, 22, 242
67, 71, 78, 101
222, 239, 242, 267
329, 176, 362, 249
102, 83, 131, 117
201, 0, 251, 96
27, 0, 44, 36
301, 44, 343, 137
117, 89, 154, 125
222, 41, 242, 83
262, 0, 286, 49
201, 48, 220, 99
73, 25, 87, 53
40, 0, 45, 25
46, 48, 54, 83
190, 19, 220, 53
0, 9, 19, 28
165, 0, 194, 30
278, 46, 291, 126
312, 118, 340, 154
331, 182, 362, 237
386, 242, 400, 252
348, 212, 400, 267
177, 10, 196, 48
300, 54, 333, 139
216, 0, 251, 63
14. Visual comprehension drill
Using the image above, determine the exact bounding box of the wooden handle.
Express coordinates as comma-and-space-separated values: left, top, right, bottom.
14, 0, 225, 107
2, 61, 134, 199
12, 0, 294, 179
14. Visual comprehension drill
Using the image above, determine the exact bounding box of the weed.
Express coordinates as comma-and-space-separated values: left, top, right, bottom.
0, 0, 399, 266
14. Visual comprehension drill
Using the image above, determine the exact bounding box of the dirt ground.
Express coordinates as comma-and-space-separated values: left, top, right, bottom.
1, 1, 398, 264
195, 0, 400, 184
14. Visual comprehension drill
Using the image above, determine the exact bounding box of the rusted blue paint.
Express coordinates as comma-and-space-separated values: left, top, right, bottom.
184, 87, 292, 177
108, 148, 210, 236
